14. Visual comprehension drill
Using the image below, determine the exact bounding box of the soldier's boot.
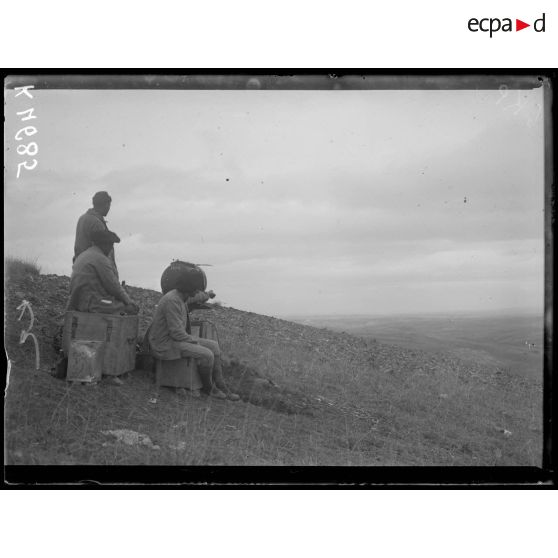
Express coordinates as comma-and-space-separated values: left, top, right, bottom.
198, 364, 227, 400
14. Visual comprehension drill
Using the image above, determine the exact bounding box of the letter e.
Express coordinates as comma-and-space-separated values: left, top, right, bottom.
468, 18, 479, 32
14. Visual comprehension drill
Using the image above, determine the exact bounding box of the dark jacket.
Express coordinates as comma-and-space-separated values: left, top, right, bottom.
74, 208, 117, 268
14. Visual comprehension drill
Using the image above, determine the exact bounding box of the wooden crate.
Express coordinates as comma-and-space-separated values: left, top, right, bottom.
62, 311, 138, 376
67, 340, 104, 383
155, 319, 217, 390
155, 358, 203, 390
190, 320, 219, 342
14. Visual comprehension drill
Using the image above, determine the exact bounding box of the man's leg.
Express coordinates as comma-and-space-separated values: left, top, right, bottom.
178, 341, 225, 399
196, 338, 240, 401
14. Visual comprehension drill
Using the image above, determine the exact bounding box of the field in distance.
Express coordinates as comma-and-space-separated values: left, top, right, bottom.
286, 310, 544, 382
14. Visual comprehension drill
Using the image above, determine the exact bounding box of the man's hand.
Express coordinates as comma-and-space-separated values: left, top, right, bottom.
124, 303, 139, 315
187, 290, 215, 304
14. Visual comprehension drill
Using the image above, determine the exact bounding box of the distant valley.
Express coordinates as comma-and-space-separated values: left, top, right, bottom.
286, 311, 544, 381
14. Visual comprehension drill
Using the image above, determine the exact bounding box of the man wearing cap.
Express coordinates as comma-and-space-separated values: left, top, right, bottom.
67, 230, 138, 315
73, 191, 119, 267
148, 278, 240, 401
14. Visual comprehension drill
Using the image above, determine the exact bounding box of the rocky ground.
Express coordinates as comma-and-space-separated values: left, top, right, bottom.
4, 262, 543, 467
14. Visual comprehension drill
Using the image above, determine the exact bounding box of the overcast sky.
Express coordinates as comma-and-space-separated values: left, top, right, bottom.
4, 85, 545, 316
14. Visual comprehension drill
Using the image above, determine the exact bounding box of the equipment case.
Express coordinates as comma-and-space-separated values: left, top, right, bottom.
62, 311, 139, 377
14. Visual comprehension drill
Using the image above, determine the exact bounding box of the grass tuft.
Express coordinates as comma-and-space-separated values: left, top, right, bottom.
5, 256, 42, 280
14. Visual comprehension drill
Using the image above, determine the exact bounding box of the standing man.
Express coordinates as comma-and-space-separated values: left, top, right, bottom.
148, 275, 240, 401
74, 191, 119, 267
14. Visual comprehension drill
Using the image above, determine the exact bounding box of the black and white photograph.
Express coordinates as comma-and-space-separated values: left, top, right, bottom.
3, 74, 551, 480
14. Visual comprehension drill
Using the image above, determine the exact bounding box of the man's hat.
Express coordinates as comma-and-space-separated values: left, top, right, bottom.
92, 191, 112, 205
91, 230, 120, 245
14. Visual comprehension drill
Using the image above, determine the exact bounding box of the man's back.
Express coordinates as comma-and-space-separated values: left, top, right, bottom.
74, 207, 118, 271
148, 289, 193, 360
68, 245, 127, 313
74, 208, 107, 259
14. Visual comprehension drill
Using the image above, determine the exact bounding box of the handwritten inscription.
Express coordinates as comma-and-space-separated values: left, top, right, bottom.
14, 86, 38, 178
16, 300, 41, 370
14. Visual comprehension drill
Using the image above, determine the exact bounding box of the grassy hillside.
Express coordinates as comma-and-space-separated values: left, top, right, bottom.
4, 262, 543, 466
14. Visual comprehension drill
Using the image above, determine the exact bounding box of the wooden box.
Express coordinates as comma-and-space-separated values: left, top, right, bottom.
155, 320, 217, 390
67, 340, 104, 383
190, 320, 219, 342
147, 319, 220, 390
62, 311, 139, 376
156, 358, 203, 390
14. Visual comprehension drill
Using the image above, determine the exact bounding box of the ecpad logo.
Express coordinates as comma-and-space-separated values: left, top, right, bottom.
468, 13, 546, 37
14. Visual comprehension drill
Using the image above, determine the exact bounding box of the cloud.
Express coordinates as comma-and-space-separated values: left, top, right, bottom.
4, 87, 545, 315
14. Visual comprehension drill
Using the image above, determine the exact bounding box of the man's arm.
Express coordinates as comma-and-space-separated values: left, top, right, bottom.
186, 290, 215, 305
84, 214, 107, 237
85, 215, 119, 272
96, 257, 133, 305
186, 291, 209, 305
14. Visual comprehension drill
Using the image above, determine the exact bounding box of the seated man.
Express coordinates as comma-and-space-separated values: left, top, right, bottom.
148, 277, 239, 401
67, 230, 138, 315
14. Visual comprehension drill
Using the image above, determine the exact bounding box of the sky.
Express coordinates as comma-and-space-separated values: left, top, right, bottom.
4, 85, 545, 316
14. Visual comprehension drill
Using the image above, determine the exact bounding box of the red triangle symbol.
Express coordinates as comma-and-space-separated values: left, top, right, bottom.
516, 19, 530, 31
